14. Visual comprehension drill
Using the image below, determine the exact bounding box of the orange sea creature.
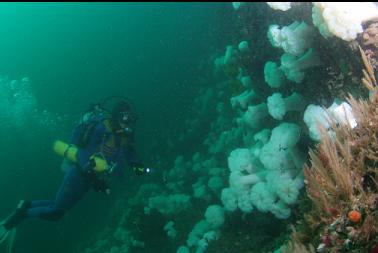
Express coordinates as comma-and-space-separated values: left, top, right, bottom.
348, 210, 362, 223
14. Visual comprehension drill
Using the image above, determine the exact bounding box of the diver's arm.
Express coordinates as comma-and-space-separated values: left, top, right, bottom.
124, 144, 151, 176
75, 123, 108, 171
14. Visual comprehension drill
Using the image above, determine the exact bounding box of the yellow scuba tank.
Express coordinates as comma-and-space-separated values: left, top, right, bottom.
53, 140, 108, 172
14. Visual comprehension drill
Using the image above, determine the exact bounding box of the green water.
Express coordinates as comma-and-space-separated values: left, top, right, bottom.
0, 3, 229, 252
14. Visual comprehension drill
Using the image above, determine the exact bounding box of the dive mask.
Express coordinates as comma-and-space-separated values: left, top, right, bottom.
116, 111, 137, 134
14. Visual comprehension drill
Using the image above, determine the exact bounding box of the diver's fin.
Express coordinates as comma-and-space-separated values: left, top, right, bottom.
2, 200, 30, 231
7, 228, 17, 253
0, 224, 10, 244
0, 226, 17, 253
0, 200, 28, 251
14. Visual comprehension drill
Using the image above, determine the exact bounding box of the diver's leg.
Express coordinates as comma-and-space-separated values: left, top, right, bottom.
29, 200, 54, 208
26, 166, 91, 221
1, 201, 57, 231
0, 166, 91, 244
25, 203, 64, 220
54, 165, 91, 210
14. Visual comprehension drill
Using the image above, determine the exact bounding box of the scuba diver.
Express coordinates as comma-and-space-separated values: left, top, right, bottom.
0, 96, 150, 246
